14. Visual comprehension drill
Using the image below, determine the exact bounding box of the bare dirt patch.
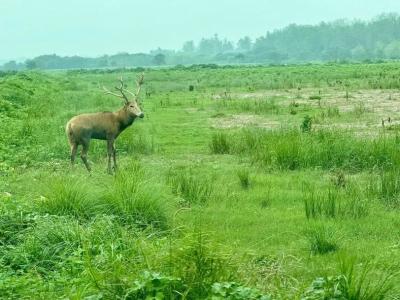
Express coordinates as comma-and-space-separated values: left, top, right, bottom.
211, 114, 281, 129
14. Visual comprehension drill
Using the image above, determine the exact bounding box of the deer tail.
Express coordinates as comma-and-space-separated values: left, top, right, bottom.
66, 122, 74, 144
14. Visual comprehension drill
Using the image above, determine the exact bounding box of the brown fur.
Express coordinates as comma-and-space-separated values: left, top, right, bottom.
66, 101, 143, 173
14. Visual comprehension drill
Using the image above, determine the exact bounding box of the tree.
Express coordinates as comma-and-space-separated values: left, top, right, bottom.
2, 60, 18, 71
153, 53, 166, 65
384, 41, 400, 59
351, 45, 368, 60
25, 59, 37, 70
237, 36, 252, 52
182, 40, 195, 53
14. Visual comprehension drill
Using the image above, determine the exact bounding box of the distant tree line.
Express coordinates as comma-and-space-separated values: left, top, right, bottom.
2, 13, 400, 71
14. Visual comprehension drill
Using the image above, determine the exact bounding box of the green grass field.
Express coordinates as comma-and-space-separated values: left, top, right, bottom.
1, 63, 400, 299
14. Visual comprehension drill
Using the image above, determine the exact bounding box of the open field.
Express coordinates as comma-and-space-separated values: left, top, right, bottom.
1, 63, 400, 299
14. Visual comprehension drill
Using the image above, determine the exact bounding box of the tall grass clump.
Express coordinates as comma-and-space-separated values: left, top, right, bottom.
304, 185, 369, 219
39, 177, 97, 219
304, 189, 338, 219
369, 169, 400, 208
300, 115, 312, 132
305, 223, 339, 255
232, 129, 400, 171
1, 216, 82, 273
169, 232, 236, 299
303, 256, 397, 300
337, 256, 398, 299
167, 167, 213, 205
120, 132, 156, 155
209, 132, 231, 154
237, 168, 250, 189
104, 161, 169, 229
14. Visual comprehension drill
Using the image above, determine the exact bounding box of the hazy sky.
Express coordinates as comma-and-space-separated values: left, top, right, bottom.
1, 0, 400, 61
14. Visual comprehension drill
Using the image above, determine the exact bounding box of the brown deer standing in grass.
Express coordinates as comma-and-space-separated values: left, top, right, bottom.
66, 74, 145, 173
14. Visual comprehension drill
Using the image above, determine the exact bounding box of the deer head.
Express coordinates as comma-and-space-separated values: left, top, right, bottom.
102, 73, 145, 118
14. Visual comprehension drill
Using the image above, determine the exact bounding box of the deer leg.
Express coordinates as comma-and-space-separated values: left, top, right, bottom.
107, 140, 114, 174
112, 143, 117, 171
80, 141, 91, 172
70, 143, 78, 166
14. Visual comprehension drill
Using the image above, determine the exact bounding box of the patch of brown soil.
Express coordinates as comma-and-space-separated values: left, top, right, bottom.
211, 114, 281, 129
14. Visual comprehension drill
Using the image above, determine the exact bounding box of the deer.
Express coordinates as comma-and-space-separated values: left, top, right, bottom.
65, 74, 145, 174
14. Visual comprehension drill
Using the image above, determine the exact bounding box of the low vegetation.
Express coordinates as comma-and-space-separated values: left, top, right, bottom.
1, 62, 399, 298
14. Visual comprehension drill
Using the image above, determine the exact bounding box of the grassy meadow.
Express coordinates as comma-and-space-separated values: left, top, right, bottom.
1, 63, 400, 299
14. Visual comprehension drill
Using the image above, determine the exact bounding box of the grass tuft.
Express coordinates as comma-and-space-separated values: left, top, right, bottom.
167, 167, 213, 205
104, 161, 169, 229
237, 168, 250, 189
305, 224, 339, 255
39, 177, 96, 219
209, 132, 231, 154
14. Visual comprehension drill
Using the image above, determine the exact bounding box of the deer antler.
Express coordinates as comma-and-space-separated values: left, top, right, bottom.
135, 73, 144, 100
101, 75, 144, 103
113, 77, 130, 103
119, 73, 145, 101
102, 85, 125, 99
101, 78, 129, 103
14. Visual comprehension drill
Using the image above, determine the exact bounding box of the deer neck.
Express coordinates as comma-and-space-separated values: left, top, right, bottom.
115, 108, 135, 131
